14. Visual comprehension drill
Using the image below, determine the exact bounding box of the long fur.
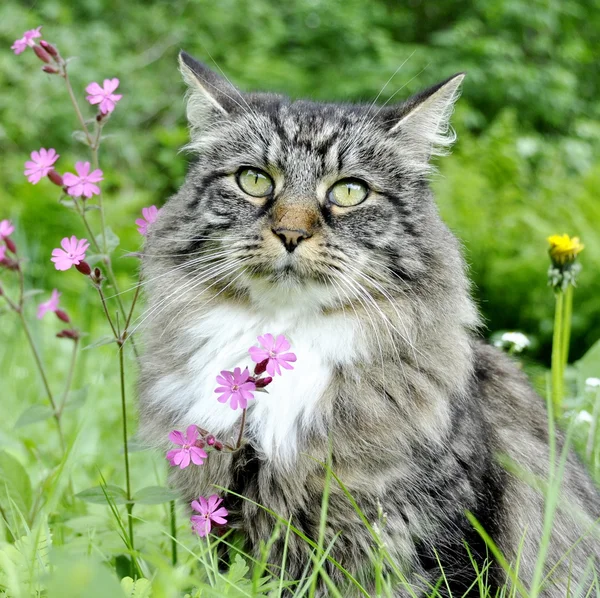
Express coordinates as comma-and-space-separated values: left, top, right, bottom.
138, 55, 600, 596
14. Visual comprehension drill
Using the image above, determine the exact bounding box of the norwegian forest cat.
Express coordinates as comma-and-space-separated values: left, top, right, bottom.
139, 52, 600, 596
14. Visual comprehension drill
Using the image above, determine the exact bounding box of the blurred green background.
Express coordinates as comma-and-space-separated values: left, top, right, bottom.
1, 0, 599, 362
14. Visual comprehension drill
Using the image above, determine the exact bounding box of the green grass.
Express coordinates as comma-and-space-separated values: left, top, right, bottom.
0, 296, 599, 597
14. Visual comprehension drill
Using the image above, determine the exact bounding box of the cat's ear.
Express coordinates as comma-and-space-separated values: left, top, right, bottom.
178, 51, 240, 130
383, 73, 465, 161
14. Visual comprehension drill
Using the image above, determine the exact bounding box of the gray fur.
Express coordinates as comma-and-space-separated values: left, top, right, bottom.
138, 53, 600, 596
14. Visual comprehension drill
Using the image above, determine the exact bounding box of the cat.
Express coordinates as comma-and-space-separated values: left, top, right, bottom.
138, 51, 600, 596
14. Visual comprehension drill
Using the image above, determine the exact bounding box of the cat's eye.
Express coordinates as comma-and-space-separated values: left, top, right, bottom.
328, 179, 369, 207
236, 167, 274, 198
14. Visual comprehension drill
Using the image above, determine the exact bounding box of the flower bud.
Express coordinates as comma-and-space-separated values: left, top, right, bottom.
75, 261, 91, 276
4, 238, 17, 254
254, 358, 269, 376
57, 329, 80, 340
195, 437, 206, 449
255, 376, 273, 388
33, 44, 52, 64
55, 309, 70, 324
42, 65, 60, 75
213, 441, 224, 451
206, 435, 216, 446
91, 267, 103, 283
47, 169, 63, 186
39, 40, 60, 59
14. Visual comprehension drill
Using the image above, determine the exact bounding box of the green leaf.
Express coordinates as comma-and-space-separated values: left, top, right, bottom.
85, 253, 104, 267
95, 227, 120, 254
575, 338, 600, 391
134, 485, 178, 505
83, 335, 116, 350
14, 405, 55, 428
62, 386, 89, 412
71, 130, 91, 146
120, 577, 152, 598
76, 485, 129, 505
0, 451, 33, 517
22, 289, 45, 302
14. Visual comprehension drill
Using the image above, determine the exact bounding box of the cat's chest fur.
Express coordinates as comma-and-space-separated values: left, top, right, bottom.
173, 298, 365, 463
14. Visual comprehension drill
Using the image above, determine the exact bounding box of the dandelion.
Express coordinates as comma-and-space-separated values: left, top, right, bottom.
11, 26, 42, 55
249, 333, 297, 376
190, 495, 228, 537
547, 234, 584, 267
63, 162, 103, 198
51, 236, 90, 271
166, 425, 207, 469
135, 205, 162, 236
24, 148, 60, 184
85, 79, 122, 114
215, 367, 256, 410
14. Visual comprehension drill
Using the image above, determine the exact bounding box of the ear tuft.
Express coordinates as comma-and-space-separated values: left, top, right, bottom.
386, 73, 465, 165
178, 51, 240, 137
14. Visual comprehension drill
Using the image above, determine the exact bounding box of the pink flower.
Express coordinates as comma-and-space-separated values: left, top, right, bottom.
63, 162, 103, 198
37, 289, 61, 319
166, 425, 207, 469
11, 26, 42, 55
249, 334, 297, 376
215, 367, 256, 410
190, 495, 228, 537
135, 205, 162, 236
0, 220, 15, 240
85, 78, 122, 114
51, 236, 89, 271
24, 148, 60, 184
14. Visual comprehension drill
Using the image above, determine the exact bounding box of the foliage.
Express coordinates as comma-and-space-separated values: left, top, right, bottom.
1, 0, 600, 596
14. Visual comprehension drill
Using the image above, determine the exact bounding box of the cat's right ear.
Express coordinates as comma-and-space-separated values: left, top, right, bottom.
178, 51, 240, 130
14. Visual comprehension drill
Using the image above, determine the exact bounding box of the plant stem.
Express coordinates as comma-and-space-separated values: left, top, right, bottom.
63, 69, 93, 145
170, 500, 178, 566
551, 291, 564, 416
17, 311, 65, 451
58, 337, 80, 415
95, 285, 119, 339
235, 409, 247, 449
561, 284, 573, 370
118, 338, 135, 573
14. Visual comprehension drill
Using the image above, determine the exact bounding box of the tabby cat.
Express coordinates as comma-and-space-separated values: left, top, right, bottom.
138, 51, 599, 596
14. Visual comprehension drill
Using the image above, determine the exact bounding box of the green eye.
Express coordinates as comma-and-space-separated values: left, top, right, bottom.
328, 179, 369, 207
236, 167, 274, 197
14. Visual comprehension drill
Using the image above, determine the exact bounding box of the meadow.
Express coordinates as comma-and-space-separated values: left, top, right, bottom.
1, 0, 600, 596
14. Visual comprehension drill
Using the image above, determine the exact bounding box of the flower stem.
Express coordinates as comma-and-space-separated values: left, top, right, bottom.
235, 409, 247, 449
63, 69, 93, 145
17, 311, 65, 451
95, 284, 119, 339
561, 284, 573, 370
551, 291, 565, 416
170, 500, 178, 566
58, 337, 80, 415
118, 337, 135, 573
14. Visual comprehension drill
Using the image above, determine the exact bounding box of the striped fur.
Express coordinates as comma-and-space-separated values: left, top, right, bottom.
138, 53, 600, 595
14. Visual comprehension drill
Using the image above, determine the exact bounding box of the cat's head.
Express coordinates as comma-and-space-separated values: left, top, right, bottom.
143, 52, 474, 321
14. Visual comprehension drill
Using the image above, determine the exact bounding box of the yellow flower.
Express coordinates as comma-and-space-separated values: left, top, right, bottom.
547, 234, 584, 266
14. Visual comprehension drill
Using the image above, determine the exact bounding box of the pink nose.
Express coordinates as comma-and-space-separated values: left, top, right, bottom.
272, 227, 312, 252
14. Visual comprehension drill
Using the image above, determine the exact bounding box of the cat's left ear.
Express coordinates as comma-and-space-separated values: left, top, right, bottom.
178, 51, 241, 132
382, 73, 465, 160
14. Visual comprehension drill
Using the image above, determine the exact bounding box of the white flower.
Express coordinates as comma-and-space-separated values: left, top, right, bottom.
585, 377, 600, 389
575, 410, 593, 424
499, 332, 530, 353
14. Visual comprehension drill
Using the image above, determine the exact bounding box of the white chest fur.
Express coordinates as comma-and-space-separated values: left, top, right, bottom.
156, 297, 365, 464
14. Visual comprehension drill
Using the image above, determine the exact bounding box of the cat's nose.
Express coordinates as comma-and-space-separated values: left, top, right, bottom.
272, 227, 312, 252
